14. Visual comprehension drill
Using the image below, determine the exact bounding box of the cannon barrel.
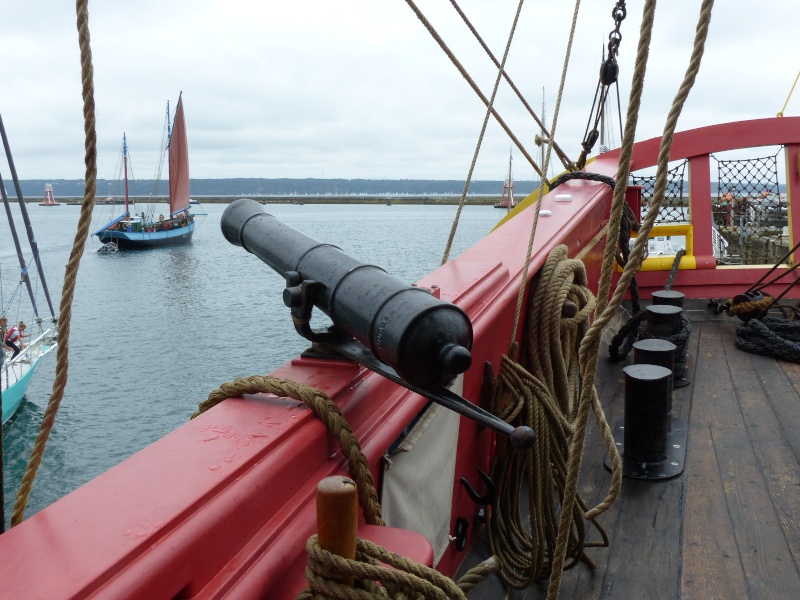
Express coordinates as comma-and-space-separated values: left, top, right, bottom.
221, 198, 473, 389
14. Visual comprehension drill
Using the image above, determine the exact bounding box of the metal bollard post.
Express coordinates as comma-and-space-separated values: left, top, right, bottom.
645, 304, 691, 387
604, 363, 686, 480
651, 289, 685, 307
634, 338, 676, 422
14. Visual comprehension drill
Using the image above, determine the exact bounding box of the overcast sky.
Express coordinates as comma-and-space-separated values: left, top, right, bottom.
0, 1, 797, 182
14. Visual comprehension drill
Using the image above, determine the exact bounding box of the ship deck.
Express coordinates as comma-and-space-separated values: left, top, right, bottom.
465, 301, 800, 598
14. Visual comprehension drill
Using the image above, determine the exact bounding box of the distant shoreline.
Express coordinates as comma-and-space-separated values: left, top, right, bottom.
52, 195, 504, 206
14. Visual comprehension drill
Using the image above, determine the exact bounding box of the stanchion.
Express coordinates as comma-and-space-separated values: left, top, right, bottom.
316, 476, 359, 586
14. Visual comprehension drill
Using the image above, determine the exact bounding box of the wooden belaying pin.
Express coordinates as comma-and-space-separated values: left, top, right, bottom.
316, 476, 359, 586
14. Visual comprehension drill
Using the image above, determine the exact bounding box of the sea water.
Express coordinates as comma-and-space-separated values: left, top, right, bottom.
0, 201, 502, 524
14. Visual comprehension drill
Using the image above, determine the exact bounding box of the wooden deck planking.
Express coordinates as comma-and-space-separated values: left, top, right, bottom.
468, 314, 800, 599
681, 321, 755, 599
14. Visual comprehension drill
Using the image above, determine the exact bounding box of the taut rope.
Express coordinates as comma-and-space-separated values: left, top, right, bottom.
446, 0, 574, 171
440, 0, 525, 265
11, 0, 98, 527
402, 0, 545, 182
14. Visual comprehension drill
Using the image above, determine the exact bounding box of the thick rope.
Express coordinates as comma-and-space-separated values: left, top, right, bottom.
736, 317, 800, 362
447, 0, 574, 171
193, 375, 384, 526
11, 0, 98, 527
549, 3, 715, 597
298, 537, 500, 599
440, 0, 525, 265
487, 246, 611, 589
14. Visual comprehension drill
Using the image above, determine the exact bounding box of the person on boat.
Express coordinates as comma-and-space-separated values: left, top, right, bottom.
5, 320, 28, 359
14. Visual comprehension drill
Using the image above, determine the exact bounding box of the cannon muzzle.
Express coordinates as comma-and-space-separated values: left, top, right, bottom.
221, 198, 472, 389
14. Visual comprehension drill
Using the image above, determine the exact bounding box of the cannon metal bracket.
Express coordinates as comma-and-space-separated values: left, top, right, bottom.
282, 272, 342, 344
327, 337, 535, 449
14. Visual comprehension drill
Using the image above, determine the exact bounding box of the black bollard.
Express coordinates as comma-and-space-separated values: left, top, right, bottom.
622, 364, 671, 465
652, 289, 685, 307
645, 304, 682, 337
645, 304, 691, 388
603, 363, 686, 480
633, 338, 676, 421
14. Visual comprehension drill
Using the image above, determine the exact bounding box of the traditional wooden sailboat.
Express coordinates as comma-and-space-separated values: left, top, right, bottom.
3, 2, 800, 599
94, 95, 196, 250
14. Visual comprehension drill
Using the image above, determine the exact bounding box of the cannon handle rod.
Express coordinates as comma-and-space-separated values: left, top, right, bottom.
332, 338, 535, 449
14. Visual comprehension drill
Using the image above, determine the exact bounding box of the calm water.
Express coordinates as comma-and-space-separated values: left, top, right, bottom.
1, 201, 502, 524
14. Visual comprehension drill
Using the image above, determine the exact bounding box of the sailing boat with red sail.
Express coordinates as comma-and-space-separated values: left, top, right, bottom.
95, 94, 197, 250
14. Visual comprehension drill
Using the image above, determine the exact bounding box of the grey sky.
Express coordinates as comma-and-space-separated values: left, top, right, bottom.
0, 1, 796, 181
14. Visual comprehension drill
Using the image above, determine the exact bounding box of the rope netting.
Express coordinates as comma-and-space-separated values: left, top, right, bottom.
713, 150, 787, 265
630, 160, 688, 223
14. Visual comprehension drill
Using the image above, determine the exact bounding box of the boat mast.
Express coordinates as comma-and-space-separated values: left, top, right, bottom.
506, 147, 514, 211
123, 133, 130, 214
0, 113, 57, 322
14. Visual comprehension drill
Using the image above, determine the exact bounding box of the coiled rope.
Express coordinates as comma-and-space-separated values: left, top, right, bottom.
11, 0, 98, 526
487, 245, 612, 588
735, 317, 800, 363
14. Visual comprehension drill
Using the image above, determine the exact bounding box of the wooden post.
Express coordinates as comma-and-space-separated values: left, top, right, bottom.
316, 476, 358, 586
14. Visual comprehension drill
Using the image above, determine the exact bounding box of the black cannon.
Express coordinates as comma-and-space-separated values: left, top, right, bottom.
221, 198, 472, 389
221, 199, 535, 448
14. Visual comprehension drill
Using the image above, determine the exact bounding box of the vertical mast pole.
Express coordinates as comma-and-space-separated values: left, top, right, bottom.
0, 113, 56, 322
123, 133, 130, 214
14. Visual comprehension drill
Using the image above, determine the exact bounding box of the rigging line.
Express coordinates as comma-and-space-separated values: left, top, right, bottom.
0, 116, 57, 322
508, 0, 581, 348
11, 0, 97, 527
777, 69, 800, 117
441, 0, 525, 265
0, 169, 42, 323
403, 0, 547, 181
447, 0, 574, 170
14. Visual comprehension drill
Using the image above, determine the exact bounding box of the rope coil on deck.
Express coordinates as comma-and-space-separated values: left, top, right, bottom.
735, 317, 800, 363
487, 245, 612, 588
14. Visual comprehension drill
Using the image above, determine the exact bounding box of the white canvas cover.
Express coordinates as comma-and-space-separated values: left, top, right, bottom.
380, 377, 462, 565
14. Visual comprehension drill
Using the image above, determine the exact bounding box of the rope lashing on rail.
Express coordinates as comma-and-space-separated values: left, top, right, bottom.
193, 375, 384, 526
486, 246, 612, 589
195, 376, 501, 598
298, 538, 500, 599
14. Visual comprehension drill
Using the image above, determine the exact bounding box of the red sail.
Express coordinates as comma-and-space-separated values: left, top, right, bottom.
169, 96, 190, 215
